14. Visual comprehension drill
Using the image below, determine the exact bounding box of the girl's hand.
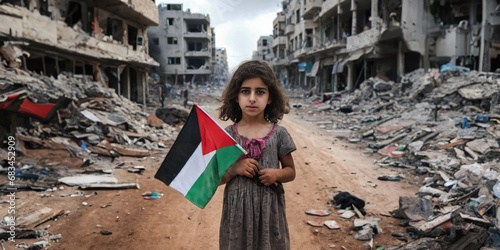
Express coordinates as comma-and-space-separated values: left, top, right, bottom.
258, 168, 279, 186
233, 158, 260, 178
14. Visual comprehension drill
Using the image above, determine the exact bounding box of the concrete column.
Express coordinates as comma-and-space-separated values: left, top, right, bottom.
479, 0, 490, 72
423, 35, 429, 72
142, 71, 146, 106
333, 74, 338, 92
337, 5, 343, 41
351, 0, 357, 36
126, 67, 131, 99
398, 40, 405, 80
371, 0, 379, 29
347, 63, 354, 92
364, 57, 368, 81
42, 56, 46, 75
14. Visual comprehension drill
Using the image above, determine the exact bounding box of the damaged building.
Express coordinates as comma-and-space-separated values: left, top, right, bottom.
0, 0, 159, 105
267, 0, 500, 93
148, 3, 216, 86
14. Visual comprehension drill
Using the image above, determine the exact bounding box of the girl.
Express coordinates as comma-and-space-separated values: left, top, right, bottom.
218, 60, 296, 250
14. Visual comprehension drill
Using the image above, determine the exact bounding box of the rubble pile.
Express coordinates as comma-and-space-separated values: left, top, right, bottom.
297, 69, 500, 249
0, 66, 185, 189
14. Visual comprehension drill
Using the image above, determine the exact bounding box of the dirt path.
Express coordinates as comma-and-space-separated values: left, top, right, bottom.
2, 105, 420, 250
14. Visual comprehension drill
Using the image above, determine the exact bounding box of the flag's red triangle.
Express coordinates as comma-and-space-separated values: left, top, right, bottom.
195, 105, 237, 155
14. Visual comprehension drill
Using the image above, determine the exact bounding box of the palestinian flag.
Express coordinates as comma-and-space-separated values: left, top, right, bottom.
155, 105, 245, 208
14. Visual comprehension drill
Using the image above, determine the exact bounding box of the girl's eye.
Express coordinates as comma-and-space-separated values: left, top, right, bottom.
257, 91, 265, 95
241, 90, 249, 94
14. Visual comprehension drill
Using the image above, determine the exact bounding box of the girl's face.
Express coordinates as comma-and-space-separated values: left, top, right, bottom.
237, 77, 271, 121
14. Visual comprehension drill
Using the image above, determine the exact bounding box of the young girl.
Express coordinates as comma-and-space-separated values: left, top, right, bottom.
218, 60, 296, 250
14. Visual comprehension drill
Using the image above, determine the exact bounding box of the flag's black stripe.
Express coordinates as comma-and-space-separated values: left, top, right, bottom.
155, 106, 201, 185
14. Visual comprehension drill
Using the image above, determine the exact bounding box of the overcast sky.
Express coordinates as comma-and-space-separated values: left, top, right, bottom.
156, 0, 281, 72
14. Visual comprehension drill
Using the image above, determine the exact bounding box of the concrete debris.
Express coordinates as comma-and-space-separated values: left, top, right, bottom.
0, 66, 182, 191
296, 69, 500, 249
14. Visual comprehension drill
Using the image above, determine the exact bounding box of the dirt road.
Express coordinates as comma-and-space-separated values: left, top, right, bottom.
3, 104, 420, 250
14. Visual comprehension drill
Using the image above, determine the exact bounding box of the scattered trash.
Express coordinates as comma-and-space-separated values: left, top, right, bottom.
305, 210, 331, 216
142, 191, 163, 199
100, 230, 112, 235
324, 220, 340, 230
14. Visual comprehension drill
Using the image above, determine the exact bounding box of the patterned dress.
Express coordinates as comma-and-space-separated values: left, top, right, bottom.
219, 123, 296, 250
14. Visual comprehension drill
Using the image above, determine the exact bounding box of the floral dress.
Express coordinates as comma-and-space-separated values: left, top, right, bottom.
219, 123, 296, 250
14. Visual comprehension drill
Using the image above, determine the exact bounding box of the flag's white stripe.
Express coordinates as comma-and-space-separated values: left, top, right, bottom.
170, 143, 215, 196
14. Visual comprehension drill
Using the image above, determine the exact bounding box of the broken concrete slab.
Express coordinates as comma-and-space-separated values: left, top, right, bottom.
58, 175, 118, 186
391, 197, 433, 221
15, 207, 64, 228
324, 220, 340, 230
466, 138, 499, 154
340, 210, 356, 219
111, 144, 150, 157
79, 183, 139, 189
354, 224, 373, 241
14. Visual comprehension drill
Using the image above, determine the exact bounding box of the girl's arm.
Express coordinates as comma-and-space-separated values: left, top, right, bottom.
219, 158, 260, 185
258, 153, 296, 186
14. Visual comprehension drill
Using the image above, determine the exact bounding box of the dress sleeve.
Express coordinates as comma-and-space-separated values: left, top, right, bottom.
277, 126, 296, 159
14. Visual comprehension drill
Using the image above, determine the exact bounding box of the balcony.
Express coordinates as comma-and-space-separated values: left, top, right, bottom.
319, 0, 339, 19
185, 50, 210, 57
303, 20, 316, 29
186, 68, 211, 75
285, 24, 295, 35
302, 0, 322, 20
183, 13, 210, 23
346, 28, 380, 52
184, 32, 210, 39
272, 36, 287, 49
96, 0, 158, 26
273, 13, 285, 27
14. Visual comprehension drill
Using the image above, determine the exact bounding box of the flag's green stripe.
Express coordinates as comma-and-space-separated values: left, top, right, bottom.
185, 145, 244, 208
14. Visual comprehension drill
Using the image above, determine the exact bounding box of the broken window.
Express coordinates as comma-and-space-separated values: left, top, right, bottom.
187, 24, 205, 33
306, 29, 313, 47
152, 38, 159, 45
38, 0, 50, 17
296, 9, 300, 24
2, 0, 29, 7
65, 2, 82, 28
106, 18, 124, 42
187, 58, 205, 69
168, 57, 181, 65
167, 4, 182, 10
167, 37, 178, 44
128, 25, 138, 50
167, 18, 174, 26
188, 42, 204, 51
263, 39, 268, 46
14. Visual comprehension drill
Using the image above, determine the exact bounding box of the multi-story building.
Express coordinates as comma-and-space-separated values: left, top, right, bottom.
213, 47, 229, 85
268, 0, 500, 93
253, 36, 274, 62
148, 3, 212, 86
0, 0, 159, 105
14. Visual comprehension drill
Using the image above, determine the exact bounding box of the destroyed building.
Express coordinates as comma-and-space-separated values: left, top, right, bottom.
212, 47, 229, 85
148, 3, 226, 86
266, 0, 500, 93
253, 35, 274, 62
0, 0, 159, 105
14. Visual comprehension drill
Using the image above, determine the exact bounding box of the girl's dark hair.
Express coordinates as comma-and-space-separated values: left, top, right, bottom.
218, 59, 289, 123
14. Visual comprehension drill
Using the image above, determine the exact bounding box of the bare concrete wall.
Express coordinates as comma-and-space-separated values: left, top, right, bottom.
401, 0, 429, 55
129, 0, 159, 24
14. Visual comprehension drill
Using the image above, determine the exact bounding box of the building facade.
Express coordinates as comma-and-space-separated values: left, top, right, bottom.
213, 47, 229, 85
0, 0, 159, 105
253, 36, 274, 62
266, 0, 500, 93
148, 3, 213, 86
